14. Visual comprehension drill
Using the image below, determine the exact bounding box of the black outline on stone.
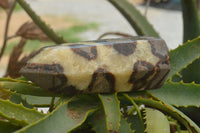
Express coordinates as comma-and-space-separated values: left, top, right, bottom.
113, 42, 137, 56
88, 68, 115, 93
71, 45, 97, 60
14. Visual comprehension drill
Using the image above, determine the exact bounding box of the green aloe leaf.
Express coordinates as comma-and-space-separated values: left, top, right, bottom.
118, 116, 133, 133
98, 93, 121, 132
20, 95, 59, 107
149, 81, 200, 107
15, 95, 99, 133
128, 97, 200, 133
10, 93, 34, 109
181, 0, 200, 42
0, 87, 12, 100
178, 106, 200, 126
53, 96, 73, 108
89, 109, 133, 133
0, 99, 45, 127
0, 78, 59, 107
181, 58, 200, 84
123, 93, 145, 132
125, 114, 143, 133
167, 37, 200, 79
180, 0, 200, 84
144, 108, 170, 133
108, 0, 159, 37
70, 124, 95, 133
88, 109, 107, 133
0, 87, 34, 109
0, 120, 21, 133
0, 81, 56, 97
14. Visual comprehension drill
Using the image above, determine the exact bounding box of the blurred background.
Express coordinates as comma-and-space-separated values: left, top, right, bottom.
0, 0, 183, 76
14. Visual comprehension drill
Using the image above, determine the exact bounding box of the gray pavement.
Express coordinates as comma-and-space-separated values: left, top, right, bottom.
26, 0, 183, 49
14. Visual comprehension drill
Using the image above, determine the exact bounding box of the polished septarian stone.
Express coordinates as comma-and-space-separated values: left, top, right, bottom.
20, 37, 170, 94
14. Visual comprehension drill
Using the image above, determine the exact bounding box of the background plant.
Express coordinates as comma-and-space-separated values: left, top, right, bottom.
0, 0, 200, 133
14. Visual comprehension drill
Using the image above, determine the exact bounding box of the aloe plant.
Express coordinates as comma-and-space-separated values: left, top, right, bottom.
0, 0, 200, 132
